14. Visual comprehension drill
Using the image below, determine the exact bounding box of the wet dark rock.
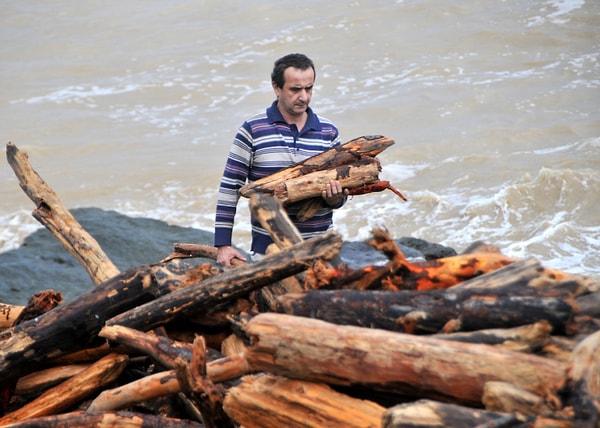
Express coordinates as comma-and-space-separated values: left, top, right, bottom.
0, 207, 455, 305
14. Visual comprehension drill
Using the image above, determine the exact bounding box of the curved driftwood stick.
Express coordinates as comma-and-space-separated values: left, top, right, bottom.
6, 142, 120, 285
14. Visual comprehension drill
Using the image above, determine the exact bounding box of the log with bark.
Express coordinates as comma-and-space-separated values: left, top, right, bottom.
0, 353, 128, 425
4, 142, 600, 427
240, 312, 567, 407
105, 230, 342, 332
275, 279, 575, 334
0, 262, 217, 382
238, 135, 407, 221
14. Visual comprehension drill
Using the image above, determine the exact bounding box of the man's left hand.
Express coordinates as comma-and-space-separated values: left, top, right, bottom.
321, 179, 349, 207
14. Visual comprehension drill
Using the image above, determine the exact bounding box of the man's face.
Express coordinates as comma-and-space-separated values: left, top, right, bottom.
273, 67, 314, 118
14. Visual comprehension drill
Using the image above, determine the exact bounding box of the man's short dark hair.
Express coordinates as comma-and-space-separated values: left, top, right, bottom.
271, 53, 315, 88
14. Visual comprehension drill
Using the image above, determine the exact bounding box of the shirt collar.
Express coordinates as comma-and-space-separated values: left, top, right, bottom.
266, 100, 321, 132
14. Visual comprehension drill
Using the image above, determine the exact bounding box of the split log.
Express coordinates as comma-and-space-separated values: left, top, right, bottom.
239, 135, 395, 196
6, 142, 120, 285
241, 313, 567, 406
0, 353, 128, 425
275, 285, 574, 335
272, 156, 382, 205
223, 373, 386, 428
14, 364, 89, 396
106, 231, 343, 332
452, 255, 595, 299
0, 410, 204, 427
382, 399, 530, 428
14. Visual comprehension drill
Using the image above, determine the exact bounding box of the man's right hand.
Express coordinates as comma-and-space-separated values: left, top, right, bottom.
216, 245, 247, 266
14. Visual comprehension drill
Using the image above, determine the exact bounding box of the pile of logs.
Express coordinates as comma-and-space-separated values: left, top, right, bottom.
1, 139, 599, 427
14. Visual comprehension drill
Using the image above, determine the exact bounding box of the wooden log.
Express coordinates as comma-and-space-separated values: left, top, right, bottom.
0, 260, 224, 382
14, 364, 89, 396
223, 373, 386, 428
106, 231, 343, 332
239, 135, 395, 196
0, 353, 128, 425
0, 265, 162, 381
275, 286, 574, 335
160, 242, 245, 268
6, 142, 120, 285
0, 410, 204, 427
87, 354, 250, 412
382, 399, 530, 428
99, 325, 192, 369
452, 255, 589, 294
242, 313, 567, 406
272, 157, 381, 205
249, 193, 305, 311
482, 381, 556, 416
564, 329, 600, 425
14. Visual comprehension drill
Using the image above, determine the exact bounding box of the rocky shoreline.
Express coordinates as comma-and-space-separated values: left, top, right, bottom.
0, 207, 457, 305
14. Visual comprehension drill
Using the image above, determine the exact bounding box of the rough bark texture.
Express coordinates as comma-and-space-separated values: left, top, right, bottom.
242, 313, 568, 406
106, 231, 342, 332
275, 285, 574, 334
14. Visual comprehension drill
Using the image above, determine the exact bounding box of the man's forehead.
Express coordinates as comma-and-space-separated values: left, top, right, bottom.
283, 67, 314, 86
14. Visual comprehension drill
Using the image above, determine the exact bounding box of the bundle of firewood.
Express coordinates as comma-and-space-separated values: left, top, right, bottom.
1, 141, 599, 427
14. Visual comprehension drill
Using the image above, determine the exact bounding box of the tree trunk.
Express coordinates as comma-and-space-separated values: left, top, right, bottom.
242, 313, 567, 406
275, 285, 574, 335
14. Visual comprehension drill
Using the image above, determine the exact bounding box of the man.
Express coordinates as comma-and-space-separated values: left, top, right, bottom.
214, 53, 348, 266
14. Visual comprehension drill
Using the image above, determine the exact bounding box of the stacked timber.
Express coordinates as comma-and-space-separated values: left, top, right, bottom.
1, 140, 599, 427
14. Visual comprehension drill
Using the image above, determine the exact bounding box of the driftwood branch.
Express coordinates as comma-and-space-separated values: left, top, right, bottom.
6, 142, 120, 284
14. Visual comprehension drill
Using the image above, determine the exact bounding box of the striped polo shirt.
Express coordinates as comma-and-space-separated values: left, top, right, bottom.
214, 100, 342, 254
